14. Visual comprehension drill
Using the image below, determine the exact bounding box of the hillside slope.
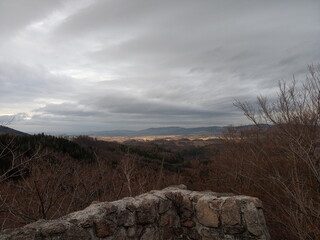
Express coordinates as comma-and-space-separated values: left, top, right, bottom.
0, 126, 28, 135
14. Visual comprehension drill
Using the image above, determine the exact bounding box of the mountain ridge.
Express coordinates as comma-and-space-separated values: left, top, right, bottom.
86, 125, 265, 137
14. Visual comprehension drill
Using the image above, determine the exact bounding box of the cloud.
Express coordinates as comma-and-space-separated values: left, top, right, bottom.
1, 0, 320, 132
0, 61, 76, 104
0, 0, 64, 41
34, 102, 105, 117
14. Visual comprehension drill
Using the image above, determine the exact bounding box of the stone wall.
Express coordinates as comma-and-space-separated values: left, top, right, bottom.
0, 185, 270, 240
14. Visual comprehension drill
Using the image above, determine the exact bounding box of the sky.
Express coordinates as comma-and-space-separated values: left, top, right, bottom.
1, 0, 320, 133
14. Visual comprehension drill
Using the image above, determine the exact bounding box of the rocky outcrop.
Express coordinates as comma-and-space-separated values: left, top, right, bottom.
0, 185, 270, 240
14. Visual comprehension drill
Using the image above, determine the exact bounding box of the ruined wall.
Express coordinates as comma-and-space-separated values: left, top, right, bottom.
0, 185, 270, 240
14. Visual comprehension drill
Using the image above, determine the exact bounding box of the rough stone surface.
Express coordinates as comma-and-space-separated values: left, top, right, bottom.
0, 185, 270, 240
242, 201, 269, 238
195, 197, 220, 227
94, 219, 115, 238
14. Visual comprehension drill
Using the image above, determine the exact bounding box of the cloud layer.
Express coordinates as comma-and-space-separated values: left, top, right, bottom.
1, 0, 320, 133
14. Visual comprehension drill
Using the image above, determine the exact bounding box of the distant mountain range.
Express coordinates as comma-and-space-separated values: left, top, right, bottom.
0, 125, 28, 135
0, 125, 269, 137
86, 125, 265, 137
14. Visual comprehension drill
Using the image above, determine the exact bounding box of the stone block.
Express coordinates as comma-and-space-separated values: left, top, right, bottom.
195, 197, 221, 227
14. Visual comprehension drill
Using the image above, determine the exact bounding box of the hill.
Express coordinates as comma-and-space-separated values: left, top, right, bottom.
0, 125, 28, 135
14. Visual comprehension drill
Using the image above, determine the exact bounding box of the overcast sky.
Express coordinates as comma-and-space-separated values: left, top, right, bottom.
1, 0, 320, 133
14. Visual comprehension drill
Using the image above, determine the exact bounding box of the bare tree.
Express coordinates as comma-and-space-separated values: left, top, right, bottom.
0, 120, 41, 183
234, 65, 320, 240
